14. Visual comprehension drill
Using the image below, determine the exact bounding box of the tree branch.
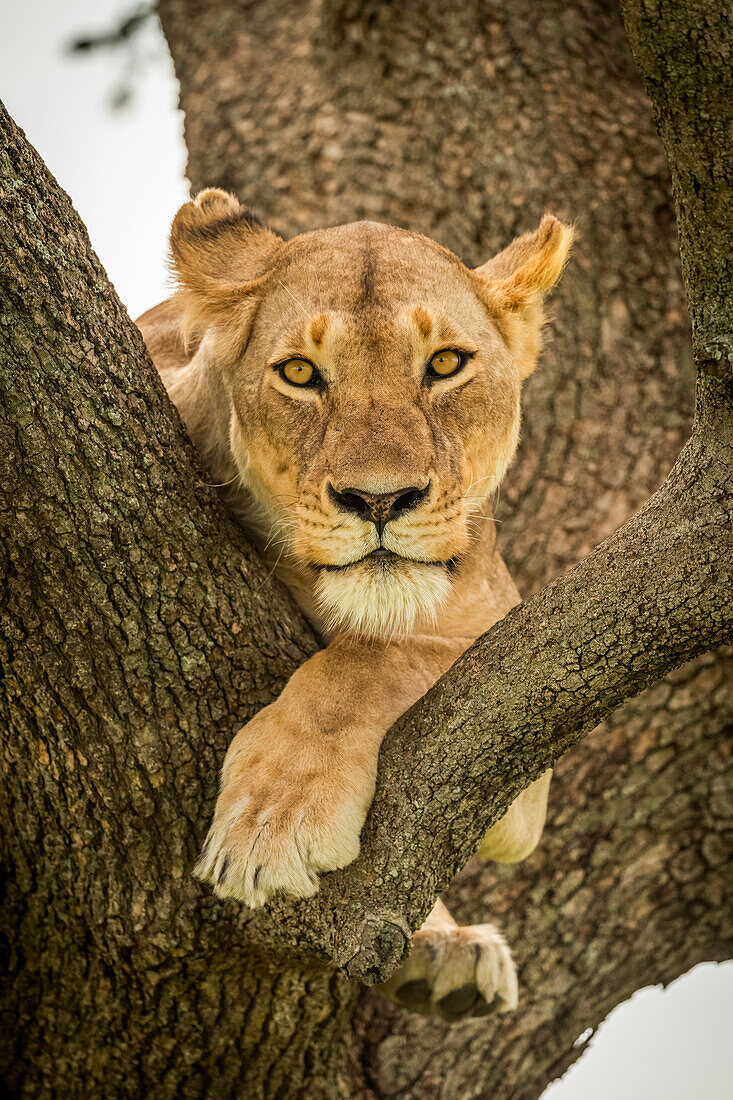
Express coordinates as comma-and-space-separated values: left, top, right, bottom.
621, 0, 733, 381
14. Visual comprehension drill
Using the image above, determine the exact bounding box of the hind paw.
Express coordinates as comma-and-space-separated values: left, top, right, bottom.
380, 920, 518, 1023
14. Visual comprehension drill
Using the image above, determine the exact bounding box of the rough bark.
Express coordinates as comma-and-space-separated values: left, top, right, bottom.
1, 0, 731, 1097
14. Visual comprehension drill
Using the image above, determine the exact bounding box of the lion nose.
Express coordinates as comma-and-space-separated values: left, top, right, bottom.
328, 483, 429, 535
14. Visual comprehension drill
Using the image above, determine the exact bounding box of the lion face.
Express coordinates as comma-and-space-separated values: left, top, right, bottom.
171, 191, 572, 637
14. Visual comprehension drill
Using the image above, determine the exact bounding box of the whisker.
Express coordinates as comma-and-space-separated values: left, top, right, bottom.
462, 472, 500, 499
257, 542, 288, 593
275, 278, 311, 320
263, 517, 294, 554
201, 473, 240, 489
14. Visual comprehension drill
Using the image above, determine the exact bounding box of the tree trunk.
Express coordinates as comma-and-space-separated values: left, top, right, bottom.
1, 0, 731, 1096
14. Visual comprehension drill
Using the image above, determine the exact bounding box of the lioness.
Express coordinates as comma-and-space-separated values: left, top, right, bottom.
137, 189, 573, 1021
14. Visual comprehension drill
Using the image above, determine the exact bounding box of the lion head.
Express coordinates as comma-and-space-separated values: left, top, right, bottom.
167, 189, 572, 638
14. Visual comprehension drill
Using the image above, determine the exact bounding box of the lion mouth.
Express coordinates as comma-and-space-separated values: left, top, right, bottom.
365, 548, 397, 561
318, 550, 458, 572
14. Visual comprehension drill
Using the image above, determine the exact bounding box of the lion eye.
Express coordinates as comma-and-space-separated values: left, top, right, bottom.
280, 358, 317, 386
427, 349, 463, 379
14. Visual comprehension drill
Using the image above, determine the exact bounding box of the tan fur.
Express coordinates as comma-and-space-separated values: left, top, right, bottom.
137, 191, 571, 1018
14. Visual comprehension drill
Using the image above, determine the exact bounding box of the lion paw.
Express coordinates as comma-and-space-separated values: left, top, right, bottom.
380, 921, 518, 1022
194, 785, 367, 907
194, 716, 376, 907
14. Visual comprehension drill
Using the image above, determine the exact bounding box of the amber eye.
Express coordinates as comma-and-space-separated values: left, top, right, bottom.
280, 358, 316, 386
427, 349, 463, 379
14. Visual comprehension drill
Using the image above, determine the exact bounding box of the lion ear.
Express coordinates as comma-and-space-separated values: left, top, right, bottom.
474, 214, 574, 378
169, 188, 283, 343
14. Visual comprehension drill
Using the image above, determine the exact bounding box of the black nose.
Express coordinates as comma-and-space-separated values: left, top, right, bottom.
328, 483, 429, 535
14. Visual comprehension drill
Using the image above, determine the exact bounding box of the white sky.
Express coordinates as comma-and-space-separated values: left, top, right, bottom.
2, 0, 188, 320
2, 3, 731, 1096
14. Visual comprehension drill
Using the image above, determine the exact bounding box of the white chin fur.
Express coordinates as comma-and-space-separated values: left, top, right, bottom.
315, 558, 453, 639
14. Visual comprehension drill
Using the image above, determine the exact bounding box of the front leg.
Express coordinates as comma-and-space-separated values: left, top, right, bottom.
195, 634, 463, 906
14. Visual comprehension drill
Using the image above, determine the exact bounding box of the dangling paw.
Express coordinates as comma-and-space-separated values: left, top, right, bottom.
380, 916, 518, 1023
